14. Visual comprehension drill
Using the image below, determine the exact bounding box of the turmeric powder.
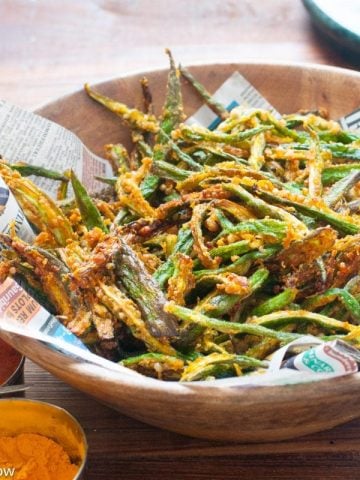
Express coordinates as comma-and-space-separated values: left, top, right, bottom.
0, 433, 78, 480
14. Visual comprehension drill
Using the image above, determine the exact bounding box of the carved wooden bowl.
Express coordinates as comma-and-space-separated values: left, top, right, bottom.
1, 62, 360, 442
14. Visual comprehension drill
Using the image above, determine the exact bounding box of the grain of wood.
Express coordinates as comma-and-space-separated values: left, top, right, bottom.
0, 0, 358, 109
24, 360, 360, 480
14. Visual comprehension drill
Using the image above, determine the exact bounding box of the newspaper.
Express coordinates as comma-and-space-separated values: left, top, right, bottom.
340, 108, 360, 132
0, 177, 34, 242
0, 100, 113, 197
0, 277, 140, 377
188, 338, 360, 388
0, 277, 86, 349
186, 71, 279, 129
0, 72, 359, 387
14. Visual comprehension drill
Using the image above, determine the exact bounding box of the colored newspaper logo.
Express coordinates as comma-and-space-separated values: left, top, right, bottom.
300, 348, 334, 373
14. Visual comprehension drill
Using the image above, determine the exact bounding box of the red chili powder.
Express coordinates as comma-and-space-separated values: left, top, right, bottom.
0, 339, 22, 385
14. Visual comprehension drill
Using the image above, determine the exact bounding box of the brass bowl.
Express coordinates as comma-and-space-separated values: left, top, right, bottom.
0, 398, 87, 479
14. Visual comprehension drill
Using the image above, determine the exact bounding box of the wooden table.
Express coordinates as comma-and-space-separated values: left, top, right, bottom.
2, 1, 360, 478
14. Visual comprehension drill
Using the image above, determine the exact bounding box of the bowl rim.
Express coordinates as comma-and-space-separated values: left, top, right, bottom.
35, 59, 360, 112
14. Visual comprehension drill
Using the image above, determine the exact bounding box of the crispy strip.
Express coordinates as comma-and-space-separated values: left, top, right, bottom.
167, 253, 195, 305
274, 227, 337, 270
191, 203, 220, 269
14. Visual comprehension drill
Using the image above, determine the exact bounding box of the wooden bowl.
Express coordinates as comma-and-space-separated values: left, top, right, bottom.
2, 62, 360, 442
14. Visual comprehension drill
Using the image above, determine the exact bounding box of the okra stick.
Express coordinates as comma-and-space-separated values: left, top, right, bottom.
303, 288, 360, 324
159, 49, 184, 138
166, 303, 300, 343
70, 170, 108, 233
224, 183, 308, 234
250, 309, 356, 333
153, 227, 194, 288
85, 83, 158, 133
179, 65, 229, 120
114, 237, 178, 337
250, 288, 298, 317
255, 188, 360, 235
324, 170, 360, 207
174, 124, 271, 145
199, 268, 270, 317
10, 164, 68, 182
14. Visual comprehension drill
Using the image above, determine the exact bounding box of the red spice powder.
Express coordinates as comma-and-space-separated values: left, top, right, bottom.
0, 338, 23, 385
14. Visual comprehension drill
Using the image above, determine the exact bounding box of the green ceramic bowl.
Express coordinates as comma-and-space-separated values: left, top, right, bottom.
303, 0, 360, 54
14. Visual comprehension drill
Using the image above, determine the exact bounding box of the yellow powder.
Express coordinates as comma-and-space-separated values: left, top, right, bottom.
0, 433, 78, 480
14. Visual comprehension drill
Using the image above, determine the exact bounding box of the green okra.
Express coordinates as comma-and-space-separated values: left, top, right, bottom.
95, 176, 117, 186
250, 309, 355, 333
195, 247, 278, 279
145, 50, 184, 197
85, 83, 158, 133
223, 183, 308, 233
159, 49, 184, 137
254, 188, 360, 235
199, 268, 270, 317
307, 126, 324, 197
10, 164, 68, 182
140, 174, 160, 199
197, 145, 248, 166
152, 159, 190, 182
159, 128, 201, 171
324, 143, 360, 161
250, 288, 298, 317
322, 164, 360, 186
176, 124, 272, 145
248, 132, 266, 170
114, 237, 179, 337
138, 140, 153, 158
180, 353, 267, 382
70, 170, 108, 233
303, 288, 360, 324
153, 227, 194, 288
319, 131, 360, 144
121, 353, 184, 380
209, 240, 252, 260
179, 65, 229, 120
215, 208, 235, 231
218, 218, 288, 241
166, 303, 300, 343
324, 170, 360, 207
292, 142, 360, 162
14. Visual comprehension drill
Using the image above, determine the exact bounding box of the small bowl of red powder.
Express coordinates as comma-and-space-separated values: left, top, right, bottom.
0, 338, 24, 392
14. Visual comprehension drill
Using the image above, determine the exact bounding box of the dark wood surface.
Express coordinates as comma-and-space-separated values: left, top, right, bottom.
2, 0, 360, 478
24, 360, 360, 480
